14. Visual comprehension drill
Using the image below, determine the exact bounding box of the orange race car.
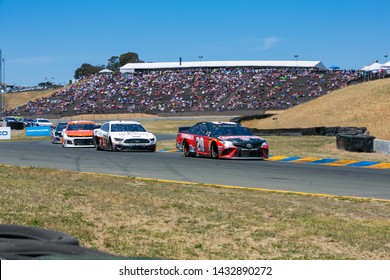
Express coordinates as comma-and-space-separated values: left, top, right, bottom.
61, 120, 97, 148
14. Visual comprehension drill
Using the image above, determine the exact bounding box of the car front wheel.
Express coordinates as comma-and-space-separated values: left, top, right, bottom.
211, 143, 219, 159
108, 138, 116, 152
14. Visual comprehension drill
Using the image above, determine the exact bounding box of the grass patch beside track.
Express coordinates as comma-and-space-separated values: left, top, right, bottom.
1, 165, 389, 260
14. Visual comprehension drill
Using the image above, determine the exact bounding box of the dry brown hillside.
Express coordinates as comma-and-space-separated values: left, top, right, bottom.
243, 78, 390, 140
4, 87, 65, 109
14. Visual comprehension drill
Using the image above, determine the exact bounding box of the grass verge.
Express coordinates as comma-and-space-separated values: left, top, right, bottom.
1, 165, 389, 259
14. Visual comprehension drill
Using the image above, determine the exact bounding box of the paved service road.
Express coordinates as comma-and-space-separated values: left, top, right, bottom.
1, 140, 389, 200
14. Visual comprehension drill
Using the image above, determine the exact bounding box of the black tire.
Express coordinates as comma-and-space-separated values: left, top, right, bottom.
108, 138, 115, 152
183, 141, 195, 157
95, 137, 101, 150
0, 224, 79, 245
211, 143, 219, 159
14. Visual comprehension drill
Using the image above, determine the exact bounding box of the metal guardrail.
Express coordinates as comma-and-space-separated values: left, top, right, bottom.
374, 139, 390, 155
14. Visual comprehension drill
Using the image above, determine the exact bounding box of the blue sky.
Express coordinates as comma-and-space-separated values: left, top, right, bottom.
1, 0, 389, 86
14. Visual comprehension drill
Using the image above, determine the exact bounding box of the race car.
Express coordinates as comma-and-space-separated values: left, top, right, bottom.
176, 121, 269, 159
32, 118, 53, 127
94, 121, 157, 152
61, 120, 96, 148
51, 122, 68, 144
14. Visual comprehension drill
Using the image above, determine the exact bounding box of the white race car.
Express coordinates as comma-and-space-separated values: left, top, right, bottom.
94, 121, 157, 152
33, 118, 53, 127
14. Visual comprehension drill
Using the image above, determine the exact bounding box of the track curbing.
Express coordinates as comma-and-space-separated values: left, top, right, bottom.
157, 149, 390, 169
267, 155, 390, 169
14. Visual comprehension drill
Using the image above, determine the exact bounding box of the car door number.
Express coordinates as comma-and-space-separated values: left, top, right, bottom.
196, 136, 205, 152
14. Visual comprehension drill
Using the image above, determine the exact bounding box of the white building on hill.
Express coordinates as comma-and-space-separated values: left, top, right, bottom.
120, 60, 327, 73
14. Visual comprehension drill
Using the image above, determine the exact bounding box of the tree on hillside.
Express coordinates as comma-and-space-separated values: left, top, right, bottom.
74, 63, 104, 79
119, 52, 144, 66
107, 56, 120, 72
73, 52, 143, 78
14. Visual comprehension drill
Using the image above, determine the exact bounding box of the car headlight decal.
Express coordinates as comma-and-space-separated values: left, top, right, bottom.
221, 140, 234, 148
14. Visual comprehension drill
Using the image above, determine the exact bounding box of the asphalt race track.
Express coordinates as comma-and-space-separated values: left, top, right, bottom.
1, 137, 390, 200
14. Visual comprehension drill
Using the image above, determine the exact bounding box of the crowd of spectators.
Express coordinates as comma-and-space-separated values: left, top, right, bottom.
3, 67, 363, 117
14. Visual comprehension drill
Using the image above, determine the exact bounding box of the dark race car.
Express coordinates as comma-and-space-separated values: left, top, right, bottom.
176, 121, 269, 159
51, 122, 68, 144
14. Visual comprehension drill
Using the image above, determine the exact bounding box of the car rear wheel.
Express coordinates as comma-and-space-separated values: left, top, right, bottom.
211, 143, 219, 159
183, 141, 195, 157
95, 137, 101, 150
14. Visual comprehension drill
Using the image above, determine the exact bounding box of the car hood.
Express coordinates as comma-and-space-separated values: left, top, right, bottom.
218, 136, 266, 144
111, 132, 155, 139
65, 130, 94, 137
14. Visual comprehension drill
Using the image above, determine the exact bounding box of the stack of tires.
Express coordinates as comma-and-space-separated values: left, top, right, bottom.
336, 134, 375, 153
6, 121, 24, 130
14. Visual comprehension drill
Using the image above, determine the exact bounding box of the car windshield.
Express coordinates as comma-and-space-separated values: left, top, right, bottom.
67, 124, 95, 130
111, 123, 146, 132
212, 124, 253, 136
56, 124, 68, 131
38, 119, 50, 123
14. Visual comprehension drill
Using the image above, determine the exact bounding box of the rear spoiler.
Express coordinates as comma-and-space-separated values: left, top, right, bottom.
178, 126, 192, 133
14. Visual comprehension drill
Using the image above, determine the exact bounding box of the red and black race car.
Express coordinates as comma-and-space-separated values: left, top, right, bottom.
176, 121, 269, 159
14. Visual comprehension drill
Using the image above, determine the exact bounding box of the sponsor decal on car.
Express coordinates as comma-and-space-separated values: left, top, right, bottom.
180, 133, 194, 140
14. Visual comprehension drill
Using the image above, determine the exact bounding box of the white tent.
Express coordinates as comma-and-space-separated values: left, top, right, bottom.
381, 61, 390, 69
99, 69, 113, 73
362, 62, 383, 72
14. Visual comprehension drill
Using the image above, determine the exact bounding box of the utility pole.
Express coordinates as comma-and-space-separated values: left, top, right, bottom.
294, 54, 299, 67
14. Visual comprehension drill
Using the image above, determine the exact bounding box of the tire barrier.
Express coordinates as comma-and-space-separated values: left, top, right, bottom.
249, 126, 368, 137
230, 113, 274, 123
250, 127, 303, 136
0, 224, 151, 260
302, 126, 368, 136
336, 134, 375, 153
233, 114, 368, 136
6, 121, 25, 130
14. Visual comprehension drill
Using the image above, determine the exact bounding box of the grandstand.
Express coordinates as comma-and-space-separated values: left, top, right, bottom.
3, 62, 363, 118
